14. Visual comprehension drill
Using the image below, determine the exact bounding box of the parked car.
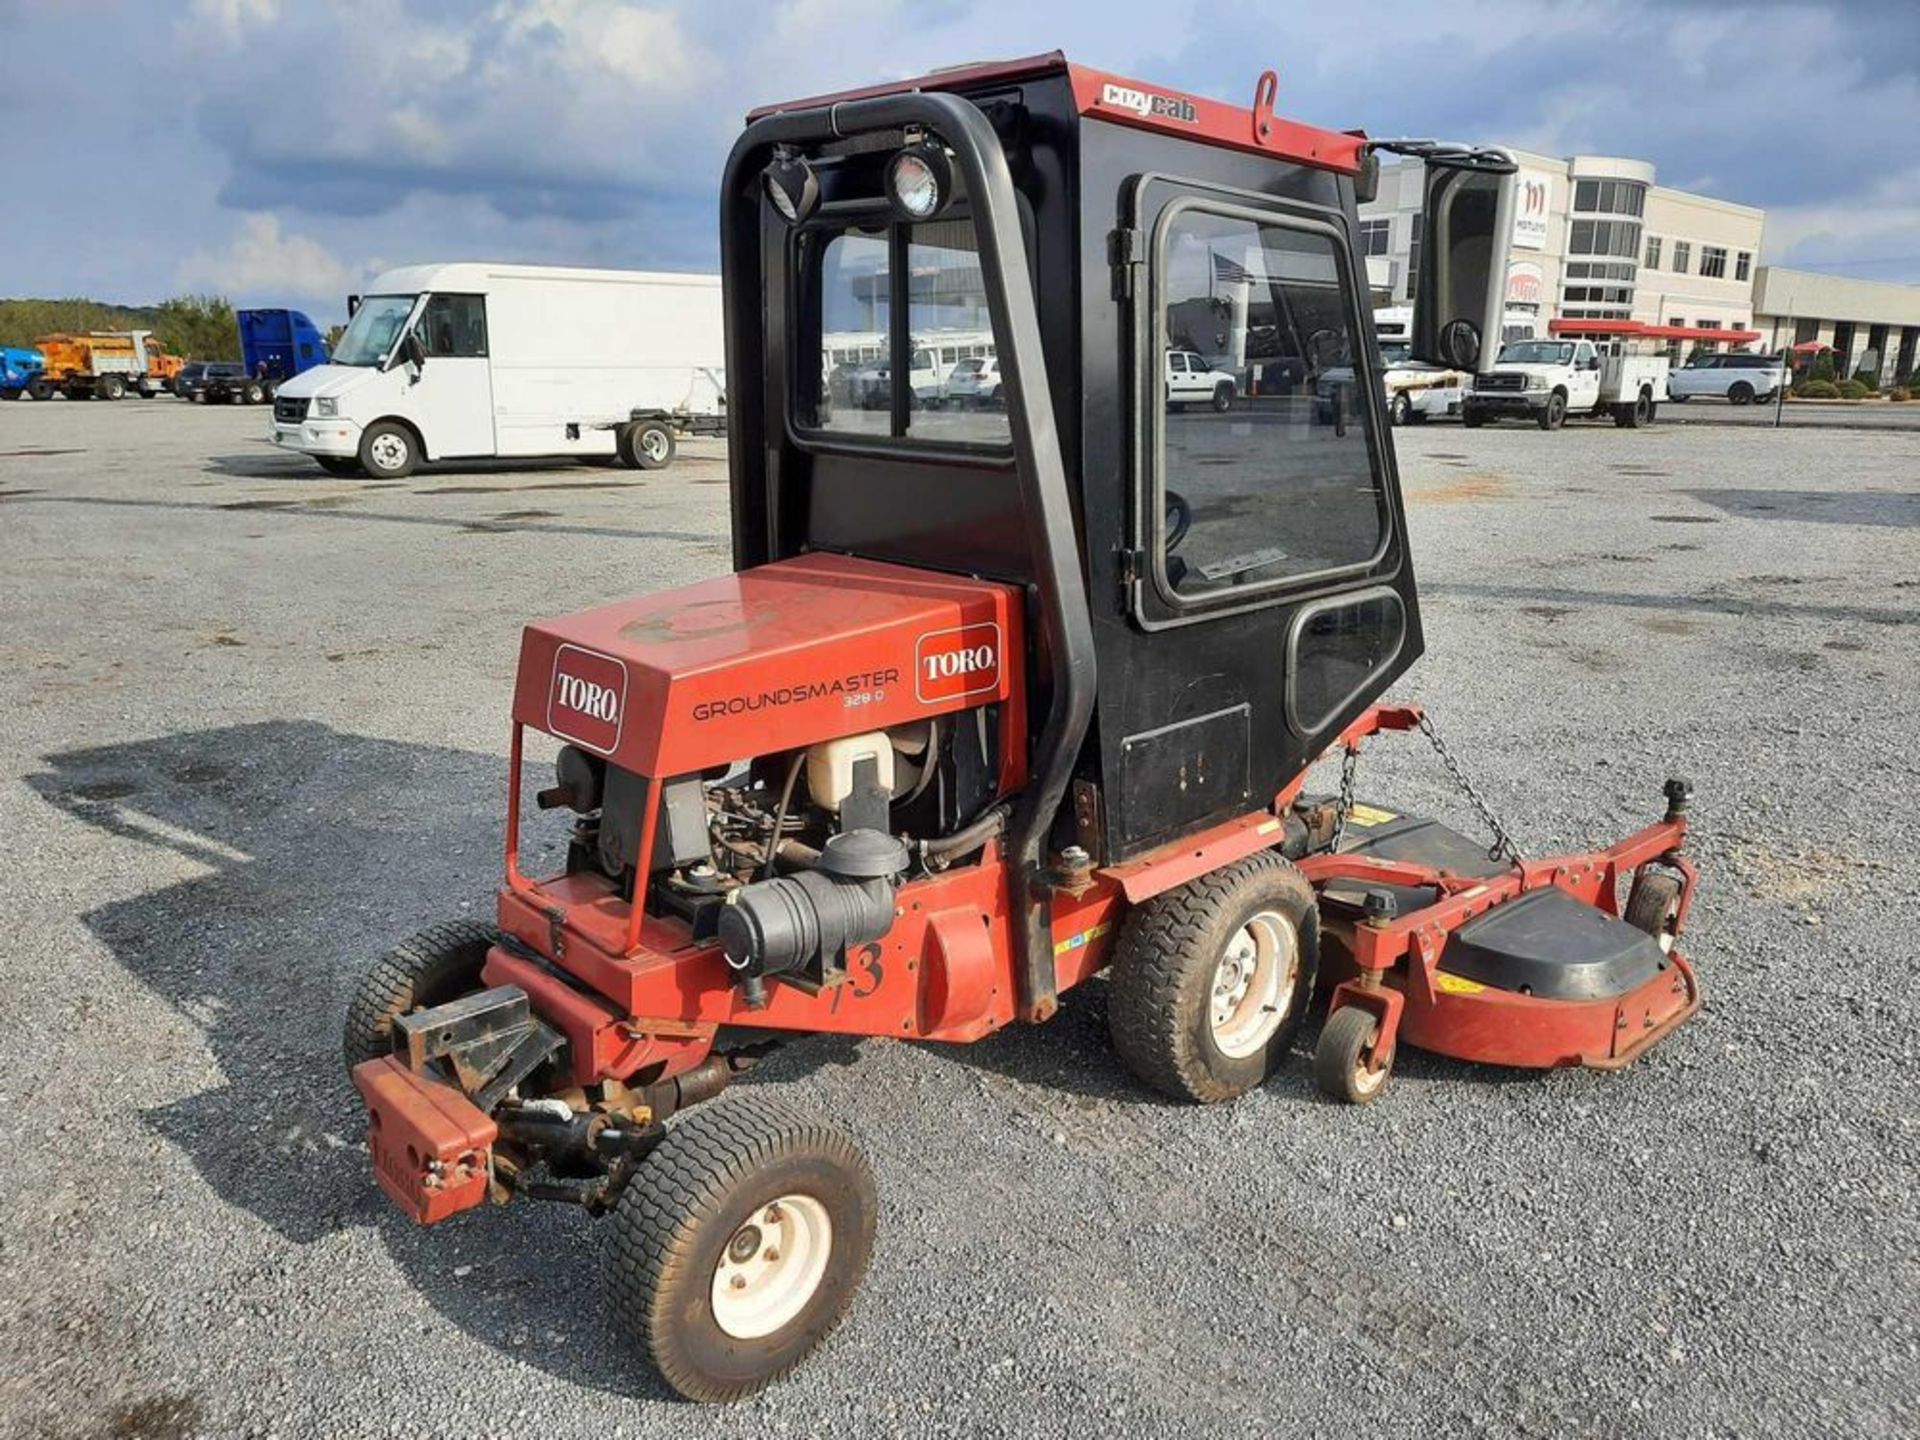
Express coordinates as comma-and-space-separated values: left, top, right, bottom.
174, 362, 213, 401
1165, 348, 1236, 411
946, 355, 1002, 407
1667, 352, 1784, 405
198, 362, 263, 404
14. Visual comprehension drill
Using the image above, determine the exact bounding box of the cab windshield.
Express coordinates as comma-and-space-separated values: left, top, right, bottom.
332, 294, 417, 367
1498, 341, 1574, 366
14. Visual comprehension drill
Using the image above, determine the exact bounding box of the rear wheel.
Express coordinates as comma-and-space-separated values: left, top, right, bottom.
26, 380, 52, 402
98, 375, 126, 401
1390, 393, 1413, 427
244, 381, 266, 405
607, 1097, 876, 1403
1462, 407, 1486, 428
359, 420, 419, 479
628, 420, 676, 470
1211, 381, 1234, 413
1108, 851, 1319, 1104
1728, 382, 1754, 406
342, 920, 495, 1071
1537, 391, 1567, 430
1314, 1005, 1393, 1104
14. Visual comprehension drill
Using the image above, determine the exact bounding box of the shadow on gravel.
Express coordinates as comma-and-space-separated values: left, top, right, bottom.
204, 453, 623, 482
20, 720, 707, 1401
1682, 487, 1920, 528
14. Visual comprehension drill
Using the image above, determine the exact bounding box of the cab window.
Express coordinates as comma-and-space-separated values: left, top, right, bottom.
806, 217, 1008, 449
1155, 205, 1383, 602
417, 294, 488, 358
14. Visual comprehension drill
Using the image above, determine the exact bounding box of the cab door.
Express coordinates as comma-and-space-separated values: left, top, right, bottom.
1570, 340, 1603, 408
1105, 174, 1419, 858
405, 293, 496, 458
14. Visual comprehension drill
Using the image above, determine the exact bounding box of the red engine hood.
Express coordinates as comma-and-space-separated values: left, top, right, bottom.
514, 554, 1023, 778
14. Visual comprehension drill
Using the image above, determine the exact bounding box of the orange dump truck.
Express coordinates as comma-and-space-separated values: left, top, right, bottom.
35, 331, 184, 399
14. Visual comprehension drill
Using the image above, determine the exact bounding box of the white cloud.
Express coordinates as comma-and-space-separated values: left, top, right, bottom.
188, 0, 280, 42
175, 214, 367, 303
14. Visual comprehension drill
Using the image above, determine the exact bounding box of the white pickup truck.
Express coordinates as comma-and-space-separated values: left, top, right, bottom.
1464, 338, 1668, 430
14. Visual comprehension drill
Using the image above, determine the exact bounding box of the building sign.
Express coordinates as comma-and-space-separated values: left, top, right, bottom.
1513, 170, 1552, 251
1506, 261, 1544, 306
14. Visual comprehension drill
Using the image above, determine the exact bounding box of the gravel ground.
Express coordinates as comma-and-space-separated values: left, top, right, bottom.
1, 399, 1915, 1439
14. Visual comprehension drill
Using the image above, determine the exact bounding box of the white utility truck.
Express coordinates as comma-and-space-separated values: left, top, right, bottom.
269, 263, 725, 478
1464, 332, 1668, 430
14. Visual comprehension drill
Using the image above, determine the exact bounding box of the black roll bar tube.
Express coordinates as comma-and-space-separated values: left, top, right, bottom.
719, 91, 1096, 1022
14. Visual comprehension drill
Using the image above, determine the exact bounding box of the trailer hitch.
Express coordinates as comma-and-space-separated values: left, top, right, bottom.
393, 985, 564, 1114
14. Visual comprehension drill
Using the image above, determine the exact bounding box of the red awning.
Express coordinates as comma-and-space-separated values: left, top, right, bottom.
1790, 339, 1830, 354
1547, 318, 1764, 345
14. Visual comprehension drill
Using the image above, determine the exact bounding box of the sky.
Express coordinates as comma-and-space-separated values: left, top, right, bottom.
3, 0, 1915, 325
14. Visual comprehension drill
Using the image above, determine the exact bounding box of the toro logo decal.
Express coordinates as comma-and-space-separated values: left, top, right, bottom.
1099, 82, 1199, 125
548, 643, 628, 754
915, 622, 1002, 705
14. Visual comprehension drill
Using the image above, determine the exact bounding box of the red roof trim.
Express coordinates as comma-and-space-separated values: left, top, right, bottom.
742, 54, 1366, 177
1548, 318, 1763, 345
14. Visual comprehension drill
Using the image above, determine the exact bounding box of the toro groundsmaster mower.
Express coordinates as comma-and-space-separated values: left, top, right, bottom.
347, 53, 1702, 1401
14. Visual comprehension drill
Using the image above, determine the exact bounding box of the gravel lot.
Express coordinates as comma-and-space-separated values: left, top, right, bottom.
2, 399, 1915, 1439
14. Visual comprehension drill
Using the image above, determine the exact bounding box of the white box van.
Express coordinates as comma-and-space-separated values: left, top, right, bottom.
270, 263, 724, 478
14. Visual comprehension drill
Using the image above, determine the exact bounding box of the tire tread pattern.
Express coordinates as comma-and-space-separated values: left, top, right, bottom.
1107, 850, 1317, 1104
606, 1096, 874, 1403
342, 919, 495, 1071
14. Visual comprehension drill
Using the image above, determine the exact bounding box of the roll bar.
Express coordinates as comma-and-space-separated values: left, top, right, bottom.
718, 91, 1097, 1022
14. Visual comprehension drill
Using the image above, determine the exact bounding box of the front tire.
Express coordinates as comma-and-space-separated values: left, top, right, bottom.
1538, 391, 1567, 430
1211, 381, 1234, 413
359, 420, 419, 479
1390, 393, 1413, 427
607, 1097, 876, 1403
244, 381, 266, 405
1314, 1005, 1393, 1104
1108, 851, 1319, 1104
26, 380, 52, 401
342, 920, 495, 1071
1462, 407, 1486, 428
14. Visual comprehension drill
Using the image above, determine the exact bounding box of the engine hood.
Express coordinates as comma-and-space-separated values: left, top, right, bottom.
513, 554, 1024, 778
275, 364, 380, 401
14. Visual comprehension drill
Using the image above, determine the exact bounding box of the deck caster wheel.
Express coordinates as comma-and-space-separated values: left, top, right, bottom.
342, 920, 495, 1071
1315, 1005, 1393, 1105
1108, 851, 1319, 1104
1624, 871, 1683, 953
606, 1096, 875, 1403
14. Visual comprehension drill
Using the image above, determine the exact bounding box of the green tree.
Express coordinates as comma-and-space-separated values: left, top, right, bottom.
151, 294, 240, 361
0, 293, 239, 359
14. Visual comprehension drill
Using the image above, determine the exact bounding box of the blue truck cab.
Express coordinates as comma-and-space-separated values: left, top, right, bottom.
237, 309, 330, 393
1, 347, 46, 399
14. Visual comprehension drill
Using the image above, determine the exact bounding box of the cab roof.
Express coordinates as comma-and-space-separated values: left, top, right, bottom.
745, 51, 1366, 176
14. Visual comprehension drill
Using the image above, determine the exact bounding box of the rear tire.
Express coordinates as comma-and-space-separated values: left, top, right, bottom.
606, 1097, 876, 1403
1728, 382, 1754, 406
1462, 407, 1486, 428
244, 381, 266, 405
1108, 851, 1319, 1104
1314, 1005, 1393, 1104
98, 375, 126, 401
629, 420, 676, 470
1390, 393, 1413, 427
26, 380, 52, 402
342, 920, 495, 1071
358, 420, 419, 479
1211, 381, 1234, 413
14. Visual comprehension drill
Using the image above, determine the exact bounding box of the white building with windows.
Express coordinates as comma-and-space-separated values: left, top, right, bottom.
1361, 150, 1764, 348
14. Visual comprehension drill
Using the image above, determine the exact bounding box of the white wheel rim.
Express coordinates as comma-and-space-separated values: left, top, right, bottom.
1208, 909, 1299, 1058
640, 429, 669, 461
370, 433, 408, 470
710, 1193, 832, 1340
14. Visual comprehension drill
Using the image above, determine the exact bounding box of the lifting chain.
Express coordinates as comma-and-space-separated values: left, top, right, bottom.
1329, 744, 1361, 854
1416, 712, 1525, 865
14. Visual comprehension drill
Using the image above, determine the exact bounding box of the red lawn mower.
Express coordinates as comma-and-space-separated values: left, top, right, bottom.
347, 54, 1701, 1401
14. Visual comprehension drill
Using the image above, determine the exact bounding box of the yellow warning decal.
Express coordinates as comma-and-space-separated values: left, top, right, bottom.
1053, 922, 1114, 957
1346, 803, 1398, 828
1436, 972, 1487, 995
1256, 818, 1282, 835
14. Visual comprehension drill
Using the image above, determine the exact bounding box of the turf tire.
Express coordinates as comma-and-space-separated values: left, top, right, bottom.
342, 920, 495, 1071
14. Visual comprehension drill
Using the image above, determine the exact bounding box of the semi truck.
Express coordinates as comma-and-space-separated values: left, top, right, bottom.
237, 308, 330, 396
35, 331, 184, 399
0, 347, 47, 400
270, 263, 725, 477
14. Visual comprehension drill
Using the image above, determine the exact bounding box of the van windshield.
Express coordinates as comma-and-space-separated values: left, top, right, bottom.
332, 294, 417, 367
1498, 341, 1574, 366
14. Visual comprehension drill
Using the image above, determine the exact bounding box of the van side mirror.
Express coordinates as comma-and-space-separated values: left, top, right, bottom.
402, 331, 427, 370
1408, 147, 1517, 374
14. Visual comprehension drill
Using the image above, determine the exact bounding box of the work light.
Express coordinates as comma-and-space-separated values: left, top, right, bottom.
763, 150, 820, 225
886, 143, 953, 222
